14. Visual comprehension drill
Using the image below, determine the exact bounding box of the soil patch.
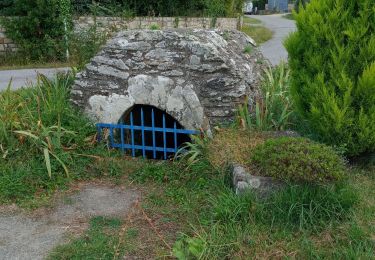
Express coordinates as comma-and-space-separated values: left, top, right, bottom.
0, 183, 140, 260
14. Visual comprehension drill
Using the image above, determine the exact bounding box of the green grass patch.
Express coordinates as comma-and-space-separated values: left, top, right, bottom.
241, 24, 273, 45
243, 16, 262, 24
48, 217, 124, 259
283, 13, 295, 20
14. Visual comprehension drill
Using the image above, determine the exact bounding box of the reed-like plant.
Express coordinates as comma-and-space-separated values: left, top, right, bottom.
0, 71, 93, 179
175, 133, 208, 167
236, 63, 294, 131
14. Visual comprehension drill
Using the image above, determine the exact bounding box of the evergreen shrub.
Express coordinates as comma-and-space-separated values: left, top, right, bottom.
285, 0, 375, 156
251, 137, 346, 183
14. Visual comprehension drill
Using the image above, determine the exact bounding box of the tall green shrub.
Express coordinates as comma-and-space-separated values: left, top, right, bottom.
285, 0, 375, 156
1, 0, 72, 61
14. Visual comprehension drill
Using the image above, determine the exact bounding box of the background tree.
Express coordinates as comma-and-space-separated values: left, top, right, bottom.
1, 0, 73, 61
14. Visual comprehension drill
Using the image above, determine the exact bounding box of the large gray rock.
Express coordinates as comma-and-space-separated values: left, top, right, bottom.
71, 29, 265, 130
231, 164, 284, 197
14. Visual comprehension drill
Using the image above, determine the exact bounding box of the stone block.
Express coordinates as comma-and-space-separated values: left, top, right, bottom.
4, 38, 12, 44
231, 164, 285, 197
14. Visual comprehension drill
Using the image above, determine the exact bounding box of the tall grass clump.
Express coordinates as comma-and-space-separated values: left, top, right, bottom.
285, 0, 375, 156
256, 182, 358, 231
0, 73, 99, 203
237, 63, 294, 131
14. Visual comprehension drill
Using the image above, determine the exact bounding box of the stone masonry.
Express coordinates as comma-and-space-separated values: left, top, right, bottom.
0, 16, 240, 55
0, 25, 17, 55
71, 29, 264, 131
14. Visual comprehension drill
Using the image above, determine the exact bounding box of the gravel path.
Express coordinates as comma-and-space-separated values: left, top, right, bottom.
0, 184, 139, 260
247, 14, 296, 65
0, 68, 70, 91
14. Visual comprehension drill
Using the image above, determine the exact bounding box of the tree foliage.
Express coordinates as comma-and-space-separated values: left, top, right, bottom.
285, 0, 375, 156
70, 0, 244, 17
0, 0, 72, 61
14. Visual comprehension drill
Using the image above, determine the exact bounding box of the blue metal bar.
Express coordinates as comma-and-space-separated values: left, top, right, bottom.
130, 112, 135, 157
109, 126, 114, 148
96, 125, 101, 142
151, 109, 156, 159
111, 143, 176, 153
174, 121, 178, 153
141, 107, 146, 158
120, 118, 125, 154
163, 113, 167, 160
96, 123, 199, 135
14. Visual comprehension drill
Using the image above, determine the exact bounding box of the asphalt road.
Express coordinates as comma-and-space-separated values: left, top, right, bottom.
0, 67, 70, 91
247, 14, 296, 66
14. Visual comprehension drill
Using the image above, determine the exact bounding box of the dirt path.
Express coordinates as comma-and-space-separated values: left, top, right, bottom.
0, 183, 139, 260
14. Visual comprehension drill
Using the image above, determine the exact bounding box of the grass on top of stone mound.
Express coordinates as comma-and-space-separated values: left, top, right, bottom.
207, 128, 266, 169
251, 137, 346, 183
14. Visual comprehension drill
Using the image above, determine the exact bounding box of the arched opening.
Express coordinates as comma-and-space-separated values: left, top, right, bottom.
119, 105, 192, 159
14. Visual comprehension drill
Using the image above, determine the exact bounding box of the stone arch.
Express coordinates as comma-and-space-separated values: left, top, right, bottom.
86, 74, 209, 131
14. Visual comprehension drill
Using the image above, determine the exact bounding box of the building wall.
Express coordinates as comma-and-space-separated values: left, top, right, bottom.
268, 0, 289, 12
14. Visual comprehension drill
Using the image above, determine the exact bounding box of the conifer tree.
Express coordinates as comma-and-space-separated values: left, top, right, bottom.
285, 0, 375, 156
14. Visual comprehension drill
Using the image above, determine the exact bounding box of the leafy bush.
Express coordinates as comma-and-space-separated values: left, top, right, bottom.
68, 26, 108, 70
251, 137, 346, 183
0, 0, 72, 62
285, 0, 375, 156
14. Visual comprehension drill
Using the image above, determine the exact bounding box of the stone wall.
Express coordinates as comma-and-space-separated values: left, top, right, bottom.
0, 16, 240, 55
0, 25, 17, 55
74, 16, 240, 32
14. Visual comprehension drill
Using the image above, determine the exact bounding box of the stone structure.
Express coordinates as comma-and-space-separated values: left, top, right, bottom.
0, 16, 240, 55
231, 164, 284, 197
71, 29, 264, 130
75, 16, 240, 32
0, 25, 17, 55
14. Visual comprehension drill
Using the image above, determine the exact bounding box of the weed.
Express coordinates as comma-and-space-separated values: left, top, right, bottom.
174, 17, 180, 28
175, 134, 209, 167
243, 44, 253, 54
236, 63, 294, 131
149, 24, 160, 30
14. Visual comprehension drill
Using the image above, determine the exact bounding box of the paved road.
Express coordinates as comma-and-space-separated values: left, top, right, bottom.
247, 14, 296, 66
0, 68, 70, 91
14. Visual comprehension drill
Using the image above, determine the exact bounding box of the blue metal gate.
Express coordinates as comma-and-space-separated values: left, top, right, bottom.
96, 107, 200, 160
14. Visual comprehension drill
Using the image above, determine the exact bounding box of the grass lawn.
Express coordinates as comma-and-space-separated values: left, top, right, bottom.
0, 53, 71, 71
243, 16, 262, 24
1, 73, 374, 259
241, 25, 273, 45
0, 62, 71, 71
47, 152, 375, 259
